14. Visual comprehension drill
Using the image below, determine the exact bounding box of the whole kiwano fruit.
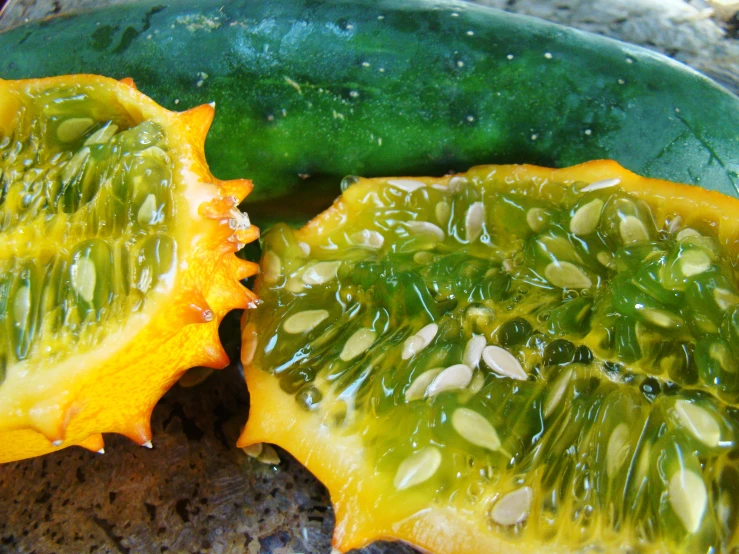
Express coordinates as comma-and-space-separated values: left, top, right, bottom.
0, 75, 259, 462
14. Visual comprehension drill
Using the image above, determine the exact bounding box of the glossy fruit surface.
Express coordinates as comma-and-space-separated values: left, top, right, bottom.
0, 0, 737, 208
240, 161, 739, 553
0, 75, 258, 462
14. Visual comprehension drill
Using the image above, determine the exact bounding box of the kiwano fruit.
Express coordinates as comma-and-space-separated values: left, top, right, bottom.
0, 75, 259, 463
240, 161, 739, 553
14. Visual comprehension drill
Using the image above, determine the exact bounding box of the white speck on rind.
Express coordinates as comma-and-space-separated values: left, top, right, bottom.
531, 134, 538, 140
626, 57, 634, 64
467, 30, 474, 36
457, 60, 464, 67
584, 129, 592, 135
618, 79, 625, 85
544, 52, 552, 59
507, 54, 514, 60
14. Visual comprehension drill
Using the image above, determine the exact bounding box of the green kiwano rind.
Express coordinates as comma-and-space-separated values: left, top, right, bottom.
247, 168, 739, 553
0, 0, 738, 215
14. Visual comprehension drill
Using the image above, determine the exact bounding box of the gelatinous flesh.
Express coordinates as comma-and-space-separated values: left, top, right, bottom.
0, 83, 177, 379
242, 164, 739, 553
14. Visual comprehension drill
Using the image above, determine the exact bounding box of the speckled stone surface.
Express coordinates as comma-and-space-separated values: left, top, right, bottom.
0, 1, 736, 554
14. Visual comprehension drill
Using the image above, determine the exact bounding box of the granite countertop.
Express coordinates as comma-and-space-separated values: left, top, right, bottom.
0, 1, 737, 554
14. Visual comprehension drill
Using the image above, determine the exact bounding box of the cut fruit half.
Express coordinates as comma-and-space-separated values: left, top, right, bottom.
240, 161, 739, 553
0, 75, 259, 463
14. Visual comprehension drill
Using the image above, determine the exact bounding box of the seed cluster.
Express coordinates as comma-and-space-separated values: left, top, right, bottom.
249, 172, 739, 551
0, 85, 177, 381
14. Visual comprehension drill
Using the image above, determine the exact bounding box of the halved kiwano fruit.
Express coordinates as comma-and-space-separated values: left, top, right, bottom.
0, 75, 259, 463
240, 161, 739, 553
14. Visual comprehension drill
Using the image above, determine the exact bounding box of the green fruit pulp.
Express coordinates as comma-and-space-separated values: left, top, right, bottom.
0, 82, 177, 382
247, 171, 739, 552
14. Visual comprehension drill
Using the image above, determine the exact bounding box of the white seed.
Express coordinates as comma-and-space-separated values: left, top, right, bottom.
490, 487, 533, 526
669, 469, 707, 533
666, 215, 683, 234
580, 177, 620, 192
425, 364, 473, 397
640, 308, 683, 329
137, 193, 158, 226
677, 228, 701, 241
405, 368, 443, 402
452, 408, 501, 451
84, 122, 118, 145
301, 261, 341, 285
463, 335, 487, 369
713, 288, 739, 311
142, 440, 153, 449
448, 176, 467, 192
340, 328, 376, 361
544, 261, 592, 289
401, 323, 438, 360
61, 146, 90, 185
544, 369, 571, 417
674, 400, 721, 448
394, 446, 442, 491
13, 285, 31, 325
241, 442, 264, 458
387, 178, 426, 192
482, 346, 527, 380
606, 423, 631, 479
284, 275, 305, 294
140, 145, 170, 165
71, 257, 96, 303
619, 215, 650, 244
407, 221, 445, 241
283, 309, 329, 334
596, 251, 615, 269
465, 202, 485, 242
57, 117, 94, 142
679, 249, 712, 277
436, 201, 451, 226
468, 371, 485, 394
413, 251, 434, 265
569, 199, 604, 235
257, 444, 281, 465
526, 208, 548, 232
298, 241, 311, 256
262, 251, 282, 284
350, 229, 385, 249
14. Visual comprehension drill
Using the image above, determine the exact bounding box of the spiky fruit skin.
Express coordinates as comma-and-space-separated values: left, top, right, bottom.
239, 160, 739, 554
0, 75, 259, 463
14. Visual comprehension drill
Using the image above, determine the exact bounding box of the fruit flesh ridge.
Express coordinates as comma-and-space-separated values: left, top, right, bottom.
0, 75, 258, 462
240, 161, 739, 553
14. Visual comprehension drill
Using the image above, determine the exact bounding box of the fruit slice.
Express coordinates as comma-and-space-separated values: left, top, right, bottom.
239, 161, 739, 553
0, 75, 259, 463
